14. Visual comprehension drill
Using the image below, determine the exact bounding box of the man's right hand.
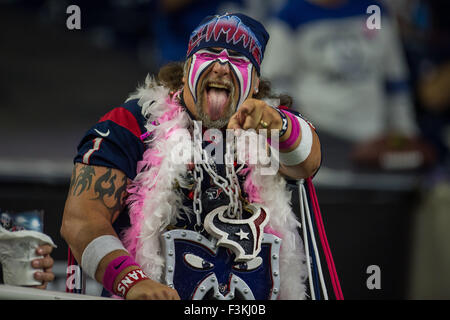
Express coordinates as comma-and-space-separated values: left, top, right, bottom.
126, 278, 180, 300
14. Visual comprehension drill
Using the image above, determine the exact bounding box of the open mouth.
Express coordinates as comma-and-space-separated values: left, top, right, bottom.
204, 81, 232, 121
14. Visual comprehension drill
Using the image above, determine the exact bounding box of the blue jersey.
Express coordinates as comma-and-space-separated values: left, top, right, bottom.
74, 99, 147, 179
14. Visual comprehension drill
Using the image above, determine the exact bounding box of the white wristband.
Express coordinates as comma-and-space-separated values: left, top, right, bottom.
279, 117, 313, 166
81, 235, 127, 279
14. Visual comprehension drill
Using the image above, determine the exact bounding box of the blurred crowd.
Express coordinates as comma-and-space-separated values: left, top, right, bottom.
2, 0, 449, 299
11, 0, 448, 172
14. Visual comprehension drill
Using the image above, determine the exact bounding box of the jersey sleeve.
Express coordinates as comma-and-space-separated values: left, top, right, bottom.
74, 99, 147, 180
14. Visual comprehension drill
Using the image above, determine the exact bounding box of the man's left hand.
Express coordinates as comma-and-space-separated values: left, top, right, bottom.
227, 98, 282, 133
31, 244, 55, 289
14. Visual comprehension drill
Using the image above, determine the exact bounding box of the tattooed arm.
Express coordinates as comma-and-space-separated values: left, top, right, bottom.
60, 163, 180, 299
61, 163, 129, 280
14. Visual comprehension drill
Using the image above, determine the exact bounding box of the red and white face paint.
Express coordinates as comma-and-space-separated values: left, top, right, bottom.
188, 48, 254, 112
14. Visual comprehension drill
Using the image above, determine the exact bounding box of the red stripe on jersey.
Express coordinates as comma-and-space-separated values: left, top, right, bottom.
99, 107, 142, 138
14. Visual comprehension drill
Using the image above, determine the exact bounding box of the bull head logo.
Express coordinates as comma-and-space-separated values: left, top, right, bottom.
204, 204, 269, 262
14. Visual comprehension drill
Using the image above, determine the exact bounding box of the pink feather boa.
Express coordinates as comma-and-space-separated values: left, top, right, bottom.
122, 94, 184, 258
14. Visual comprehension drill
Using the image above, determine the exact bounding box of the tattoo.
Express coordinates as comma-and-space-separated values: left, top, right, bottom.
93, 168, 116, 200
71, 165, 95, 196
111, 175, 128, 217
92, 168, 127, 216
69, 166, 77, 191
69, 165, 128, 217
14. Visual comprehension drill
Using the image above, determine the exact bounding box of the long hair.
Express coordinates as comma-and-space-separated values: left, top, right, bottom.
157, 61, 294, 108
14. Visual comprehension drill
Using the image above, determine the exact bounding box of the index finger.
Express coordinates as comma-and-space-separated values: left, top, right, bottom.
239, 99, 257, 116
227, 112, 243, 130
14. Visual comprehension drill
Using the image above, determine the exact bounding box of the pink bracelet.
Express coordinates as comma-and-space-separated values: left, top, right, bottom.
103, 255, 140, 294
279, 111, 300, 150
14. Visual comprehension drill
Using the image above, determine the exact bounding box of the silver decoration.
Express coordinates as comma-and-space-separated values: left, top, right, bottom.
161, 229, 282, 300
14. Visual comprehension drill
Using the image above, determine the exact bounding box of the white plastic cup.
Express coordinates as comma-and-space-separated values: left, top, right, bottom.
0, 226, 56, 286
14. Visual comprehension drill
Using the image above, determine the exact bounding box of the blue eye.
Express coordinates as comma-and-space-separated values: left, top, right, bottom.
233, 257, 262, 271
184, 253, 214, 270
234, 262, 248, 271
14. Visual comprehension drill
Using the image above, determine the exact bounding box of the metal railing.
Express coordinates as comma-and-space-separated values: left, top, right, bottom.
0, 284, 113, 300
0, 261, 112, 300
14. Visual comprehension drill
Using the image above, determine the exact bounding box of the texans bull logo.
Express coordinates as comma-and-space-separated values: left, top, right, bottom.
204, 204, 269, 262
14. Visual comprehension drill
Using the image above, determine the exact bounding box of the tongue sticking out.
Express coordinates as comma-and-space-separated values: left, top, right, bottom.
206, 88, 229, 120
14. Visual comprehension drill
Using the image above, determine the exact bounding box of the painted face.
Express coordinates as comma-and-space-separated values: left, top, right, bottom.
188, 48, 254, 117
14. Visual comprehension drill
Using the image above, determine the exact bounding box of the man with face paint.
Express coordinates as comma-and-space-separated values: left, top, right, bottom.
61, 13, 322, 300
186, 47, 252, 129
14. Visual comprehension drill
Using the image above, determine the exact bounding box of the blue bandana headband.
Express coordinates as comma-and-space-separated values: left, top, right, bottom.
186, 13, 269, 75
